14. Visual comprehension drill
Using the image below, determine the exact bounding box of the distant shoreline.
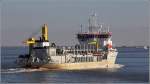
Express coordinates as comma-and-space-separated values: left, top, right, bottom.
116, 46, 149, 48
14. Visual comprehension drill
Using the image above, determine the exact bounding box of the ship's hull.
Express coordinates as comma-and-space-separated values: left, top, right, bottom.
17, 50, 118, 69
41, 60, 122, 70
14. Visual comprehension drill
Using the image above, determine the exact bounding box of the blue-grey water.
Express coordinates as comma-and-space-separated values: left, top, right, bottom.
1, 47, 149, 83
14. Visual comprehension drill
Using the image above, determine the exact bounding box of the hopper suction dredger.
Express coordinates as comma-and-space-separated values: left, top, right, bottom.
17, 13, 119, 69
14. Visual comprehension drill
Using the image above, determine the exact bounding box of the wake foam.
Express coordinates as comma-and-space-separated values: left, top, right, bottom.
1, 64, 124, 73
106, 64, 125, 72
108, 64, 124, 68
1, 68, 49, 73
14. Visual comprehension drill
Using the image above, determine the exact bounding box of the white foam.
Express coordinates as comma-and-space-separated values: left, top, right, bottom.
1, 68, 49, 73
105, 64, 125, 72
1, 64, 124, 73
108, 64, 124, 68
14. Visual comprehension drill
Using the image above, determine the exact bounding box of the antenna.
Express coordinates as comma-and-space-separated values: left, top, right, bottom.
88, 12, 98, 32
100, 24, 102, 28
80, 24, 83, 33
108, 25, 110, 32
98, 24, 103, 32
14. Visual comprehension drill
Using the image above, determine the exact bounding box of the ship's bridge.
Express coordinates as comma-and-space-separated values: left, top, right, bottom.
77, 32, 112, 40
77, 32, 112, 49
76, 13, 113, 49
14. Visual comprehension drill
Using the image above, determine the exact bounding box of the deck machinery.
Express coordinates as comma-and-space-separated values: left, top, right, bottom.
18, 24, 51, 67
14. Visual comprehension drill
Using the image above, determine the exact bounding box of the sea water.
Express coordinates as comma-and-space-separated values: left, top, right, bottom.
1, 47, 149, 83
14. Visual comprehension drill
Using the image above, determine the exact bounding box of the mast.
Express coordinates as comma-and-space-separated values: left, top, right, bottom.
80, 24, 83, 33
88, 13, 98, 32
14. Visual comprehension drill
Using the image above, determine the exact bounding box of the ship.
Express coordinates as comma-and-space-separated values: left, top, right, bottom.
16, 13, 120, 70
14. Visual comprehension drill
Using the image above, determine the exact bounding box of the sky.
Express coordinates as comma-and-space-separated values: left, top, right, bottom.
1, 0, 149, 46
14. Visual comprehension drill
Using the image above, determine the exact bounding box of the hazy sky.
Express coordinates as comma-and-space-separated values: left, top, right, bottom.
1, 0, 149, 46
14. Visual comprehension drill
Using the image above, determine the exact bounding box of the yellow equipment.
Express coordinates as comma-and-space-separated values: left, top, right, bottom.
88, 38, 99, 49
23, 24, 49, 46
42, 24, 48, 41
21, 24, 49, 55
22, 37, 35, 55
23, 37, 35, 45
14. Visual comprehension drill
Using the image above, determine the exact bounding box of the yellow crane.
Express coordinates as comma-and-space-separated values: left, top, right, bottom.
23, 24, 48, 45
22, 24, 49, 55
